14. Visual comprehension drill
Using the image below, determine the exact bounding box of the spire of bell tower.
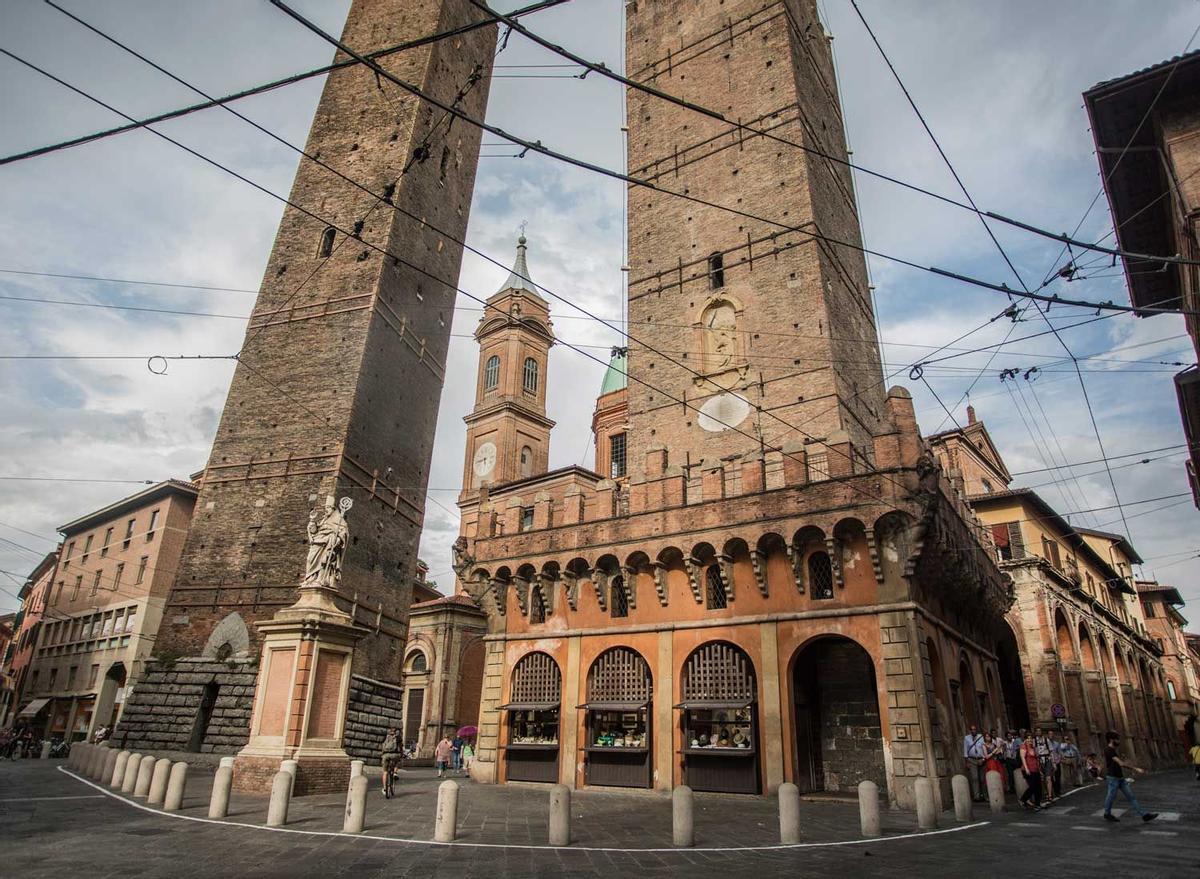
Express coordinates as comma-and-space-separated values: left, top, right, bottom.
497, 233, 537, 295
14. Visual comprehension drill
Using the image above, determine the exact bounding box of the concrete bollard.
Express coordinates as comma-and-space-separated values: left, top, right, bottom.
985, 769, 1005, 815
164, 762, 189, 812
68, 743, 84, 770
148, 757, 173, 805
280, 758, 299, 799
549, 784, 571, 846
350, 759, 364, 779
858, 780, 881, 837
672, 785, 694, 848
40, 740, 51, 760
951, 774, 972, 822
1014, 766, 1028, 800
111, 750, 131, 788
91, 746, 108, 780
778, 782, 801, 844
209, 765, 233, 819
344, 775, 368, 833
266, 770, 291, 827
121, 753, 142, 793
219, 756, 235, 769
101, 748, 119, 785
134, 754, 157, 797
434, 779, 459, 843
77, 744, 91, 774
915, 777, 938, 830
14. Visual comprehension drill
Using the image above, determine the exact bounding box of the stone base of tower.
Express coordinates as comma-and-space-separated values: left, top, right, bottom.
232, 588, 368, 795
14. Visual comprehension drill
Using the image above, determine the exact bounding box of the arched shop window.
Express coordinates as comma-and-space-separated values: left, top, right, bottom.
583, 647, 653, 788
503, 652, 562, 783
678, 641, 759, 794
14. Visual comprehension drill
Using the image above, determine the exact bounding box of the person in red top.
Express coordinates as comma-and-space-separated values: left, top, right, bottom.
435, 735, 454, 778
1018, 735, 1043, 811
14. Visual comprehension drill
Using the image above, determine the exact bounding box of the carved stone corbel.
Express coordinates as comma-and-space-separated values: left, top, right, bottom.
512, 576, 530, 616
785, 542, 805, 593
826, 537, 844, 589
535, 572, 557, 615
865, 527, 884, 584
683, 556, 704, 603
651, 561, 669, 606
561, 570, 579, 611
489, 577, 507, 616
592, 568, 609, 612
749, 549, 768, 597
716, 553, 735, 602
620, 565, 638, 610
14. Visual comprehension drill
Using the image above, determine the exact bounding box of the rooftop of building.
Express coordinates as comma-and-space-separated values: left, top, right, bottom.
1136, 579, 1186, 605
600, 347, 628, 395
410, 592, 484, 614
1083, 49, 1200, 312
966, 486, 1137, 593
1076, 526, 1144, 565
493, 233, 548, 302
57, 478, 198, 537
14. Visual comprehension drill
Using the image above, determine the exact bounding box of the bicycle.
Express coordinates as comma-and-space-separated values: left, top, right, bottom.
382, 752, 400, 799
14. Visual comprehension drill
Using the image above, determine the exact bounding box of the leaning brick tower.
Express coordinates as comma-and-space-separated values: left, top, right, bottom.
625, 0, 886, 484
116, 0, 495, 754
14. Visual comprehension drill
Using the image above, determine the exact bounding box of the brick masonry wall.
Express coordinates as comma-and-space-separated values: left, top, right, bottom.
148, 0, 496, 684
115, 658, 259, 753
344, 674, 405, 760
814, 639, 886, 791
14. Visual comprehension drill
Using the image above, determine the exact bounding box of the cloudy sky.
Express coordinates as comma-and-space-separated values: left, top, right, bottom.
1, 0, 1197, 615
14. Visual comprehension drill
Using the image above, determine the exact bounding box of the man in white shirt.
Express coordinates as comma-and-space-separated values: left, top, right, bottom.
963, 724, 986, 801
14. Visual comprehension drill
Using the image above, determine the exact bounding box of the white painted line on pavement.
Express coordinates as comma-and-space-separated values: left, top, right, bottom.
1154, 812, 1180, 821
56, 767, 991, 854
1013, 822, 1040, 827
1069, 826, 1105, 832
1139, 830, 1178, 837
0, 795, 106, 802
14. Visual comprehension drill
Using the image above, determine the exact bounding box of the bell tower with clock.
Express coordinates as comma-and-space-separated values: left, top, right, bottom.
460, 235, 555, 496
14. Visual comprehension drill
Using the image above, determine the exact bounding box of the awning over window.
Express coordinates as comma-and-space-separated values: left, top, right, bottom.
501, 701, 559, 712
674, 699, 753, 710
577, 701, 649, 712
17, 697, 50, 719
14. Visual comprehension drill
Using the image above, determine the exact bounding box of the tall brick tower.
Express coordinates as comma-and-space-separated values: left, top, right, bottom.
117, 0, 495, 755
625, 0, 885, 484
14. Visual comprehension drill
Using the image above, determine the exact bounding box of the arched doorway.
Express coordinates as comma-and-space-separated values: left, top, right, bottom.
926, 638, 952, 764
582, 647, 652, 788
791, 636, 885, 794
996, 624, 1029, 730
679, 641, 759, 794
94, 662, 127, 733
187, 680, 219, 752
503, 651, 562, 783
958, 657, 980, 730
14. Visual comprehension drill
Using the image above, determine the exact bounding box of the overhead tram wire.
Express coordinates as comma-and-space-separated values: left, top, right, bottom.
4, 57, 903, 509
1, 6, 1193, 281
260, 2, 1186, 511
6, 10, 1193, 320
465, 0, 1200, 277
1039, 22, 1200, 289
0, 0, 572, 168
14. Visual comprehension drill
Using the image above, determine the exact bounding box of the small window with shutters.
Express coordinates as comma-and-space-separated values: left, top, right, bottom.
991, 522, 1025, 561
707, 252, 725, 289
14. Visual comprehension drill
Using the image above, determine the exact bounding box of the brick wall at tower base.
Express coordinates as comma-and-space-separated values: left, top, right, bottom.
116, 658, 258, 753
816, 640, 886, 792
232, 755, 351, 796
344, 674, 405, 760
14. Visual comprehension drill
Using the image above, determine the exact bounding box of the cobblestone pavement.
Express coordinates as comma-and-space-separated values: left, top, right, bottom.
2, 759, 1198, 877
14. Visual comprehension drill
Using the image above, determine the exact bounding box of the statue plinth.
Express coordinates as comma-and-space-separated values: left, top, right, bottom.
233, 497, 367, 795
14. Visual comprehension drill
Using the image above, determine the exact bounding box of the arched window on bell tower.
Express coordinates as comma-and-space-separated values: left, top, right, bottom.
523, 357, 538, 394
484, 355, 500, 392
520, 446, 533, 478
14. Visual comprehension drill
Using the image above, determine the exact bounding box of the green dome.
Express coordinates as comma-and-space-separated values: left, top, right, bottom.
600, 348, 627, 395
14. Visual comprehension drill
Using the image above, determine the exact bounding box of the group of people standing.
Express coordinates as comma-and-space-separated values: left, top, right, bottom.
963, 725, 1160, 822
377, 728, 475, 797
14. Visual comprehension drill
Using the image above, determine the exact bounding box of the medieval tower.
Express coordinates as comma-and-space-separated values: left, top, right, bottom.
117, 0, 496, 754
625, 0, 887, 484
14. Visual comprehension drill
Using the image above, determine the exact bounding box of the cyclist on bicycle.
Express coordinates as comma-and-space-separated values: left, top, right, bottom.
381, 727, 401, 798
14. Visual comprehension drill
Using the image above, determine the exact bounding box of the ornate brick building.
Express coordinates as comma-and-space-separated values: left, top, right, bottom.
929, 409, 1177, 765
1137, 580, 1200, 747
116, 0, 496, 754
454, 0, 1011, 808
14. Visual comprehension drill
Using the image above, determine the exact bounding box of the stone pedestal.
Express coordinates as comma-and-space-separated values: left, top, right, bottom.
233, 585, 367, 795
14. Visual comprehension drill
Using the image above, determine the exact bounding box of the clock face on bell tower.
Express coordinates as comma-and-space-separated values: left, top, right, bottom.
473, 442, 497, 477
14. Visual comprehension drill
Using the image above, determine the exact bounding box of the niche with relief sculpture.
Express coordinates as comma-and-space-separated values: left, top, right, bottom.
694, 295, 748, 390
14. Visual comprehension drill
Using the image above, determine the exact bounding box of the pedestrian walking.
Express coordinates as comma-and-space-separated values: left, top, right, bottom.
461, 740, 474, 776
1034, 730, 1053, 801
963, 724, 987, 802
435, 735, 453, 778
984, 731, 1006, 789
451, 735, 463, 773
1018, 735, 1043, 811
380, 727, 401, 798
1047, 730, 1063, 799
1085, 753, 1102, 781
1101, 732, 1157, 823
1188, 741, 1200, 781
